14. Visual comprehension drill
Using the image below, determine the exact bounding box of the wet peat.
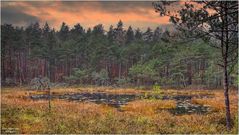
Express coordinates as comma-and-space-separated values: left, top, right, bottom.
29, 92, 213, 114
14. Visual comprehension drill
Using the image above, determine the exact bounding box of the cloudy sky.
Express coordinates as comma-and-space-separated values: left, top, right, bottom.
1, 1, 171, 31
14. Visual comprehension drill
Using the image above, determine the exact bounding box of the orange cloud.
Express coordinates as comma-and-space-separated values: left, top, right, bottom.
1, 1, 170, 31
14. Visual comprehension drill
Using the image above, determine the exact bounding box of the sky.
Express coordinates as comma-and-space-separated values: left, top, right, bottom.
1, 1, 172, 31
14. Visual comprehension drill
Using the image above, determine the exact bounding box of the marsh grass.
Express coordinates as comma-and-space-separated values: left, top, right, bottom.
1, 86, 238, 134
121, 99, 176, 115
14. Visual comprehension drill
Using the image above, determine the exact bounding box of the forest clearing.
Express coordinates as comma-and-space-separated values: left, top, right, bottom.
1, 86, 238, 134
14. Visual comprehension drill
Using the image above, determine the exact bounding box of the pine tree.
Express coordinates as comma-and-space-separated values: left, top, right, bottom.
153, 27, 163, 42
143, 27, 153, 42
58, 22, 69, 41
71, 23, 84, 37
113, 20, 125, 45
126, 26, 135, 44
135, 28, 142, 40
108, 25, 114, 42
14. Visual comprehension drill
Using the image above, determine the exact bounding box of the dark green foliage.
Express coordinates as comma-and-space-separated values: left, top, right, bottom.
142, 27, 153, 42
1, 20, 237, 88
126, 26, 135, 44
58, 22, 69, 41
135, 28, 142, 40
64, 68, 91, 84
92, 69, 110, 86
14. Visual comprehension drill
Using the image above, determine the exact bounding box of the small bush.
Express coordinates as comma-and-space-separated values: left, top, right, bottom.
3, 78, 17, 86
29, 77, 50, 90
115, 77, 130, 87
92, 69, 109, 86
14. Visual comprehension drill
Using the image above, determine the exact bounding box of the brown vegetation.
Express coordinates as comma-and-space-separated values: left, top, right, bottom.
1, 87, 238, 134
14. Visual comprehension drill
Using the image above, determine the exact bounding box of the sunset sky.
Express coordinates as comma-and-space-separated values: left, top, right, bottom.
1, 1, 172, 31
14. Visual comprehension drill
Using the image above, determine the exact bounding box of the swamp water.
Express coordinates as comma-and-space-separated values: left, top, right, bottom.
29, 92, 213, 115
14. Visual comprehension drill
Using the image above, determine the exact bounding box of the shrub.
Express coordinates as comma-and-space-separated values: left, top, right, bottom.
92, 69, 109, 86
64, 68, 91, 85
4, 77, 17, 86
29, 77, 50, 90
115, 77, 130, 87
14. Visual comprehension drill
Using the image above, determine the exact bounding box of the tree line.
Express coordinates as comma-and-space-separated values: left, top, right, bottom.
1, 20, 237, 87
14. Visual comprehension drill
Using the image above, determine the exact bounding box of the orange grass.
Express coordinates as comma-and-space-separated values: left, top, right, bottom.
191, 91, 238, 113
122, 99, 176, 115
1, 86, 238, 134
22, 86, 146, 95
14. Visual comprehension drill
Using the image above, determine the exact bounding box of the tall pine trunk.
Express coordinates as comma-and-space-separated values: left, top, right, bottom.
223, 58, 231, 130
1, 55, 6, 83
223, 2, 231, 129
119, 62, 122, 79
49, 59, 55, 82
187, 61, 192, 85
